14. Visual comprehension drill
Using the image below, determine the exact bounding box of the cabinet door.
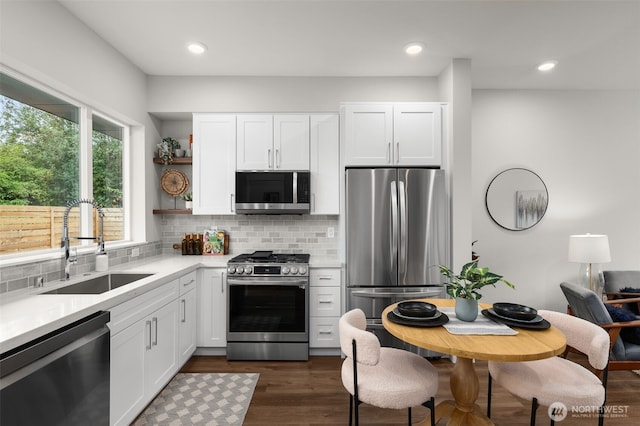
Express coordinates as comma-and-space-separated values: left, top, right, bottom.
343, 104, 393, 166
393, 103, 442, 166
178, 288, 197, 365
192, 114, 236, 214
237, 115, 273, 170
146, 300, 179, 395
310, 114, 339, 214
110, 320, 147, 426
197, 268, 227, 347
274, 115, 310, 170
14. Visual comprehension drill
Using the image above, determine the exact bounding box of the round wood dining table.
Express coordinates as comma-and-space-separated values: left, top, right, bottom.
382, 299, 567, 426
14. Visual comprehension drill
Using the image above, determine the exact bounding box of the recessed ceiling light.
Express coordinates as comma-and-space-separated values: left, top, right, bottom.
537, 60, 558, 71
187, 42, 207, 55
404, 42, 425, 56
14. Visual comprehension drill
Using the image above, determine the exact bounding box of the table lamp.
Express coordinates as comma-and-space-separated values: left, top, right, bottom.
568, 234, 611, 297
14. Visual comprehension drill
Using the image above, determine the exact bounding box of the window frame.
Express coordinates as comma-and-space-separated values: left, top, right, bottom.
0, 68, 132, 263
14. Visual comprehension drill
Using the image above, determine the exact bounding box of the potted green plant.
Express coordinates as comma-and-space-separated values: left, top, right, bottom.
438, 261, 515, 321
157, 137, 182, 164
182, 192, 193, 209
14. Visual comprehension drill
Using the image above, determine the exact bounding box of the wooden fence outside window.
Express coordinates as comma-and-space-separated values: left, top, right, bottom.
0, 205, 124, 255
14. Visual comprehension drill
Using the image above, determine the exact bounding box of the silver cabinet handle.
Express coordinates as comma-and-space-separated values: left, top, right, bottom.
146, 320, 152, 350
318, 331, 333, 335
318, 276, 333, 280
230, 194, 235, 212
387, 142, 392, 163
181, 299, 186, 323
183, 279, 195, 287
268, 148, 272, 168
275, 149, 280, 168
221, 272, 225, 293
318, 300, 333, 304
396, 142, 400, 163
152, 317, 158, 346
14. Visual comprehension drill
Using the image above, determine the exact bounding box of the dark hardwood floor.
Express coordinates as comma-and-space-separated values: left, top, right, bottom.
182, 354, 640, 425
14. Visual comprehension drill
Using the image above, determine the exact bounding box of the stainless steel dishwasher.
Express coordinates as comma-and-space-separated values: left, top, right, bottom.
0, 311, 110, 425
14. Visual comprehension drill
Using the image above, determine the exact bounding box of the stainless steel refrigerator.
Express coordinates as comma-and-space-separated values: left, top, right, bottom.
346, 168, 448, 357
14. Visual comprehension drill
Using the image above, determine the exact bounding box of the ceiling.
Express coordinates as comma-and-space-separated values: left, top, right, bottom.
59, 0, 640, 89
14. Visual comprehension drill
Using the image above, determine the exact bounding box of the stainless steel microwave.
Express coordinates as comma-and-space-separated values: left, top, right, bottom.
235, 171, 310, 214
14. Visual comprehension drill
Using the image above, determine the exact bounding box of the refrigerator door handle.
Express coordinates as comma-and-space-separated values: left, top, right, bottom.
390, 180, 398, 277
398, 180, 407, 276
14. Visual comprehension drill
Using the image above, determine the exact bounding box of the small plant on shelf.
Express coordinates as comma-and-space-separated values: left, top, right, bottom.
181, 192, 193, 201
157, 137, 182, 164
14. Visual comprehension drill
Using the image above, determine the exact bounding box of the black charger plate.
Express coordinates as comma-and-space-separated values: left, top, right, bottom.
387, 311, 449, 327
482, 309, 550, 330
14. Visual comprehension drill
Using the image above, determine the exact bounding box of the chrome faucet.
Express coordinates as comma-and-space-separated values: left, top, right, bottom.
61, 198, 105, 280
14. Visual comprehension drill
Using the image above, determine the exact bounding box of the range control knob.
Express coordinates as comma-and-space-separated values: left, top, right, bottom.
227, 266, 236, 274
298, 266, 307, 275
282, 266, 290, 275
290, 266, 298, 275
244, 266, 253, 275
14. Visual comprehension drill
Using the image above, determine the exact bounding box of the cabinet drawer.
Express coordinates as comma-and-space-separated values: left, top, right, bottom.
310, 268, 341, 287
109, 280, 179, 335
179, 271, 197, 295
309, 317, 339, 348
310, 286, 341, 317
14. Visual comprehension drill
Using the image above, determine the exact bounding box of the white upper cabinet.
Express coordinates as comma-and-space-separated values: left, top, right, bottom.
237, 114, 310, 170
310, 114, 340, 215
236, 115, 273, 170
343, 104, 393, 166
343, 102, 443, 167
393, 103, 442, 165
192, 114, 236, 215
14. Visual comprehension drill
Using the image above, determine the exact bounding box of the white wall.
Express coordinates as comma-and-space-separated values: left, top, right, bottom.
0, 0, 161, 242
472, 89, 640, 312
148, 76, 440, 115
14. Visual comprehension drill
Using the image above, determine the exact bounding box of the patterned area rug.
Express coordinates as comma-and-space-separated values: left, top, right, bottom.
133, 373, 259, 425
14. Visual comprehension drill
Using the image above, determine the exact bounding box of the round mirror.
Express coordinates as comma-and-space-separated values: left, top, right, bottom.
485, 168, 548, 231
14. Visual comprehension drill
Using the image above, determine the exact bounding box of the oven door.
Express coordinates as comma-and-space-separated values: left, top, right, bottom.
227, 277, 309, 342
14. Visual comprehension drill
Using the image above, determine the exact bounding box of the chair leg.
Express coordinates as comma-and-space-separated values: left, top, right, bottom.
407, 407, 412, 426
487, 373, 493, 418
422, 396, 436, 426
348, 394, 353, 426
530, 397, 538, 426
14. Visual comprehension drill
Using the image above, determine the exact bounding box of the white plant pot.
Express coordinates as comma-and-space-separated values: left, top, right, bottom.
185, 201, 193, 210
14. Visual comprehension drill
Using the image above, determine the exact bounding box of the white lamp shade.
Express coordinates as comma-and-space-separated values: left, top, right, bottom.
568, 234, 611, 263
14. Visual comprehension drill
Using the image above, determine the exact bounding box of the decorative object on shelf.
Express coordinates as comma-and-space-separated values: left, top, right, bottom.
438, 261, 515, 322
568, 233, 611, 298
157, 137, 182, 164
160, 169, 189, 197
472, 240, 479, 261
485, 168, 548, 231
182, 192, 193, 210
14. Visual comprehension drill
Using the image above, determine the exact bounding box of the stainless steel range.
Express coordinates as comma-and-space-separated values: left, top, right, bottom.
226, 251, 309, 361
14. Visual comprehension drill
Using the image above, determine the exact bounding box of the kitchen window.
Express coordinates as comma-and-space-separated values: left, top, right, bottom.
0, 71, 127, 256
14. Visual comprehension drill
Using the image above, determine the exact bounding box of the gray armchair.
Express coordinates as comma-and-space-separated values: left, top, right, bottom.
560, 281, 640, 372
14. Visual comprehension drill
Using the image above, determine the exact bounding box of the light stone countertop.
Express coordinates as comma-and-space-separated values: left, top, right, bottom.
0, 254, 341, 353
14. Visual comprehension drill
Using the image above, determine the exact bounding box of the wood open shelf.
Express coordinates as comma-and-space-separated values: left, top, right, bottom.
153, 157, 192, 165
152, 209, 192, 215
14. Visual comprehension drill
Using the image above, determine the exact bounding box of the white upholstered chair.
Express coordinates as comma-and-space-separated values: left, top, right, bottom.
339, 308, 438, 426
486, 309, 610, 426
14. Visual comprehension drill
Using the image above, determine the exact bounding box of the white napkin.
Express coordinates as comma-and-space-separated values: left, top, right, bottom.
440, 307, 518, 335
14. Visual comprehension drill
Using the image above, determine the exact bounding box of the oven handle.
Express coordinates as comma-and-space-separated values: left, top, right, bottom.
227, 277, 308, 286
350, 289, 442, 298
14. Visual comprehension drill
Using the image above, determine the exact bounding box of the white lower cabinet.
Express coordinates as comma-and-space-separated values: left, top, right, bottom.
178, 271, 197, 365
309, 267, 342, 349
109, 277, 184, 426
197, 268, 227, 348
